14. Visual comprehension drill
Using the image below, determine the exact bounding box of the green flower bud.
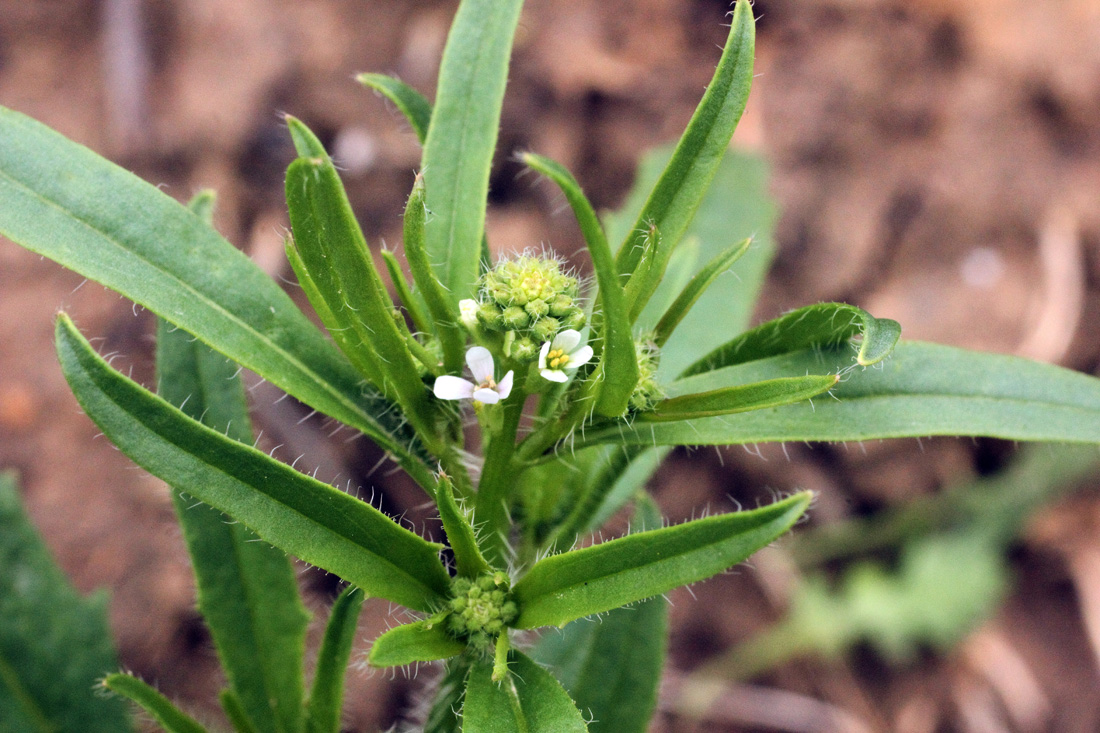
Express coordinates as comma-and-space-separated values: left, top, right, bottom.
525, 299, 549, 319
509, 336, 538, 362
445, 571, 519, 651
629, 338, 665, 412
501, 305, 530, 329
548, 294, 573, 317
561, 308, 586, 331
477, 303, 503, 329
531, 316, 560, 342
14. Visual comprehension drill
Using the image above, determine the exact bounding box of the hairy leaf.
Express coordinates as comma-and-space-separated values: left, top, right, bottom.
357, 73, 432, 144
57, 314, 450, 611
103, 674, 203, 733
368, 621, 466, 668
306, 587, 364, 733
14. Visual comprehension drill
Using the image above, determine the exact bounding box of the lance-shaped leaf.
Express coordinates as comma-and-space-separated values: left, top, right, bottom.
614, 0, 755, 287
513, 493, 810, 629
56, 314, 451, 612
641, 374, 839, 422
462, 654, 588, 733
682, 302, 901, 378
574, 342, 1100, 448
0, 473, 132, 733
381, 249, 433, 337
534, 499, 667, 733
305, 586, 364, 733
221, 690, 261, 733
103, 674, 205, 733
357, 73, 432, 144
422, 0, 525, 302
157, 320, 309, 733
437, 473, 491, 578
652, 238, 751, 348
368, 620, 466, 668
0, 106, 434, 490
285, 119, 437, 445
522, 152, 638, 416
424, 657, 471, 733
404, 174, 465, 372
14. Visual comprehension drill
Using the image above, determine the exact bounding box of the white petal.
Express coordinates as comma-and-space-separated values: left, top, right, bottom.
434, 376, 475, 400
569, 345, 594, 368
466, 346, 495, 382
554, 329, 582, 353
496, 370, 514, 399
538, 340, 551, 369
459, 299, 479, 327
472, 387, 501, 404
540, 368, 569, 383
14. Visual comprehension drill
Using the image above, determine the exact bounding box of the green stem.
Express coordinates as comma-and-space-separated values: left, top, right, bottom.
474, 385, 527, 566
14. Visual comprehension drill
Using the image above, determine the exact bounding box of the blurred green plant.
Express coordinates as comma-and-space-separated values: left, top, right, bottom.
1, 0, 1100, 730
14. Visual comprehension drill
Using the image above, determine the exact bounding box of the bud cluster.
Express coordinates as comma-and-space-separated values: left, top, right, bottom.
629, 338, 665, 412
446, 572, 518, 650
474, 256, 585, 361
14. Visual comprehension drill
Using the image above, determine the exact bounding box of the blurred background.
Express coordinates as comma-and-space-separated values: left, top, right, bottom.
3, 0, 1100, 730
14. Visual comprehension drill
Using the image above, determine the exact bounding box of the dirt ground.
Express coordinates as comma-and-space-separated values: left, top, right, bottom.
3, 0, 1100, 730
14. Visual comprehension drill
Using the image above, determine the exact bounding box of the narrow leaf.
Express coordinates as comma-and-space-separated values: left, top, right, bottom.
642, 374, 839, 422
521, 153, 637, 416
533, 500, 665, 733
56, 314, 451, 611
368, 620, 465, 668
463, 658, 525, 733
404, 174, 465, 372
681, 303, 901, 378
0, 474, 131, 733
422, 0, 525, 302
357, 73, 432, 144
381, 249, 433, 337
614, 0, 755, 284
510, 652, 588, 733
437, 474, 491, 578
305, 586, 364, 733
424, 657, 472, 733
103, 674, 205, 733
157, 317, 309, 733
220, 690, 261, 733
0, 106, 434, 490
284, 122, 434, 443
577, 342, 1100, 448
513, 493, 810, 629
652, 238, 750, 347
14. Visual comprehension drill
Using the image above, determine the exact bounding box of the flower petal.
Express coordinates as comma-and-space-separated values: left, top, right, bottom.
538, 340, 551, 370
496, 370, 514, 400
553, 329, 582, 353
540, 369, 569, 383
472, 387, 501, 404
466, 346, 495, 383
434, 376, 475, 400
569, 345, 594, 369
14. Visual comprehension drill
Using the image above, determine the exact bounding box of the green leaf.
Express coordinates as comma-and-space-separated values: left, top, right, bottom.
437, 474, 492, 578
509, 652, 588, 732
103, 674, 204, 733
284, 121, 435, 445
422, 0, 525, 302
533, 500, 666, 733
403, 174, 465, 372
513, 492, 810, 629
157, 266, 309, 733
0, 106, 435, 491
578, 342, 1100, 447
424, 657, 472, 733
652, 238, 750, 348
463, 658, 524, 733
642, 374, 839, 422
56, 314, 451, 612
681, 303, 901, 378
305, 586, 365, 733
357, 73, 432, 145
521, 153, 637, 417
367, 620, 466, 668
221, 690, 262, 733
613, 0, 755, 289
0, 473, 132, 733
607, 150, 777, 379
381, 249, 434, 338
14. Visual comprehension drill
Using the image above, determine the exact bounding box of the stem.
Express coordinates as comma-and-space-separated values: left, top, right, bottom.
474, 385, 526, 566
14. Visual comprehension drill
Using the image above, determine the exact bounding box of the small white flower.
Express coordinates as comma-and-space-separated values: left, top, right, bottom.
433, 347, 514, 405
459, 298, 479, 330
538, 329, 593, 383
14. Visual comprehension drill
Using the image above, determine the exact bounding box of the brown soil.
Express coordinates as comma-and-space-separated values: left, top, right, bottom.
3, 0, 1100, 730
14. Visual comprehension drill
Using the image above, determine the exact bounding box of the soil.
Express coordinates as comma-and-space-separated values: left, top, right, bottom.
3, 0, 1100, 730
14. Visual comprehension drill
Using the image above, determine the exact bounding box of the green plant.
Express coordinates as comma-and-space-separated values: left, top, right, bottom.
2, 1, 1100, 731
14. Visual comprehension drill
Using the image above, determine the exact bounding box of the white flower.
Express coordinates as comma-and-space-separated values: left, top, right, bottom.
433, 347, 514, 405
538, 329, 593, 383
459, 298, 479, 330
